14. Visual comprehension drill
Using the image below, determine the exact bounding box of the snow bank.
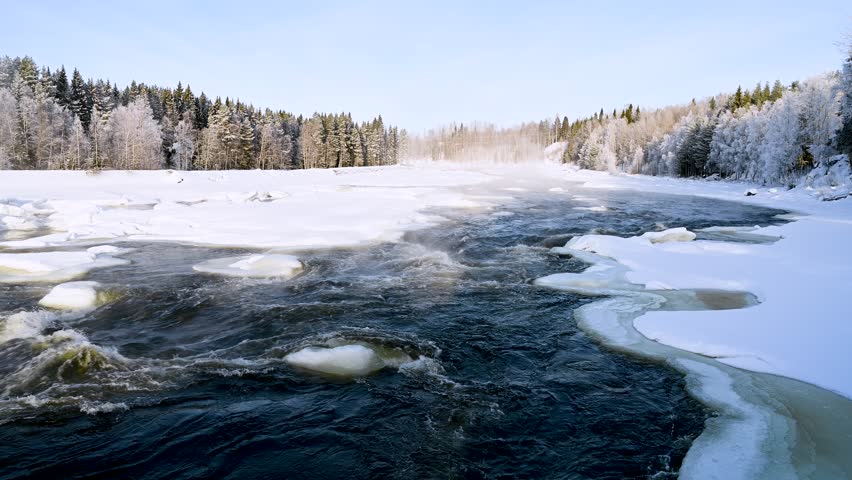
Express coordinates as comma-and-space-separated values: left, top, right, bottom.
193, 254, 302, 279
38, 281, 112, 310
0, 165, 494, 250
0, 251, 129, 283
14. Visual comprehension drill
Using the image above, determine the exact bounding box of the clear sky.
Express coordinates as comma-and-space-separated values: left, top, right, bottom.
2, 1, 850, 132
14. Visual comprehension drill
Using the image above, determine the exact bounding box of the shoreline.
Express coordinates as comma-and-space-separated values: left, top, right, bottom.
533, 167, 852, 477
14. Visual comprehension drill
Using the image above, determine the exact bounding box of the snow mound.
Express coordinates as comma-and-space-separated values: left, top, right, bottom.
284, 344, 384, 377
640, 227, 696, 244
38, 281, 113, 310
193, 254, 303, 279
0, 251, 129, 283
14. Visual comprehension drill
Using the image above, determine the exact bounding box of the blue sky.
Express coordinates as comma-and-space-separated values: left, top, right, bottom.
2, 1, 850, 131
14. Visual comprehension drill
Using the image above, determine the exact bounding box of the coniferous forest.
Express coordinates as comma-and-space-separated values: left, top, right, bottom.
0, 56, 406, 171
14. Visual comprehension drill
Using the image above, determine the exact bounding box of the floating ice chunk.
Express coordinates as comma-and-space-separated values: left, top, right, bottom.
573, 205, 608, 212
39, 281, 112, 311
284, 344, 384, 377
640, 227, 696, 244
548, 187, 566, 192
0, 251, 129, 283
193, 254, 302, 278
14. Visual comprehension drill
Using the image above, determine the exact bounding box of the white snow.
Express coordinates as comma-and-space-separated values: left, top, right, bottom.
193, 254, 303, 279
640, 227, 696, 244
284, 345, 384, 377
39, 281, 106, 310
0, 166, 492, 250
545, 168, 852, 400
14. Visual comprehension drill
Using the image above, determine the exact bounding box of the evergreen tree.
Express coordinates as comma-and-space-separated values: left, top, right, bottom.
69, 68, 92, 130
732, 86, 744, 110
770, 80, 785, 101
53, 66, 69, 107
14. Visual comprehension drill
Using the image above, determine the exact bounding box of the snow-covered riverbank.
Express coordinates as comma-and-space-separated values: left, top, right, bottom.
552, 168, 852, 400
2, 163, 850, 397
2, 162, 851, 478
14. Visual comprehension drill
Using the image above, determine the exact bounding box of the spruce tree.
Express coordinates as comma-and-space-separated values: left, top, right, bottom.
733, 86, 744, 110
770, 80, 784, 101
69, 68, 92, 130
54, 66, 69, 107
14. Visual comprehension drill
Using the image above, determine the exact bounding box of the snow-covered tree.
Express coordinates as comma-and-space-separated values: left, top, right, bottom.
107, 98, 164, 169
798, 73, 842, 166
171, 118, 195, 170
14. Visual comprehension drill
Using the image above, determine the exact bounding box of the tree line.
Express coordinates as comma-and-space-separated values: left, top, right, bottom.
0, 56, 406, 170
409, 41, 852, 187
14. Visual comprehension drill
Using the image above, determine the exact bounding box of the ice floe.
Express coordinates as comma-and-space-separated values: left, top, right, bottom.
0, 251, 129, 283
38, 281, 114, 311
193, 254, 303, 279
284, 345, 385, 377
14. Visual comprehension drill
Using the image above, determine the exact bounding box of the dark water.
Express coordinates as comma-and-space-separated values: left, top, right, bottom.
0, 187, 787, 479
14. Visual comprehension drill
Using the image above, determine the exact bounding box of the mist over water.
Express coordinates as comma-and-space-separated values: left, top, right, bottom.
0, 184, 788, 479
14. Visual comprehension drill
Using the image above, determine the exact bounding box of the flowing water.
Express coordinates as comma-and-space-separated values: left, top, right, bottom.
0, 186, 788, 479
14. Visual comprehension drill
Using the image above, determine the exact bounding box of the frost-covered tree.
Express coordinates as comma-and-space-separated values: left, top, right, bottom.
171, 118, 195, 170
759, 95, 802, 183
0, 88, 15, 169
798, 73, 842, 165
258, 118, 292, 169
834, 41, 852, 159
107, 98, 163, 169
65, 116, 90, 170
